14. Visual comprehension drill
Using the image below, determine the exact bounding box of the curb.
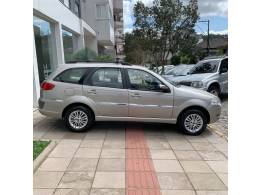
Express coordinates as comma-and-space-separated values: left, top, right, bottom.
33, 141, 57, 173
208, 125, 228, 142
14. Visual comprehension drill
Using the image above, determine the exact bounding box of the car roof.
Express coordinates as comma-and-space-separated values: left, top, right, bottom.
56, 62, 148, 71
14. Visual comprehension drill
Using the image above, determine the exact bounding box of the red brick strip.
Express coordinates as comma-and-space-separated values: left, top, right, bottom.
126, 127, 160, 195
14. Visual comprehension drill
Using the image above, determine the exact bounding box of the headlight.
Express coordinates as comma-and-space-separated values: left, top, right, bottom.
211, 98, 221, 106
191, 81, 203, 88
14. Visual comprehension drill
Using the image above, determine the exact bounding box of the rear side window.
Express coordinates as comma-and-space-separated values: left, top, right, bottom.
90, 68, 123, 89
54, 68, 87, 84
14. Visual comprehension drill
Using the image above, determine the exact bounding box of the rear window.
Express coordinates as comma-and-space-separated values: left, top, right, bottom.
54, 68, 87, 84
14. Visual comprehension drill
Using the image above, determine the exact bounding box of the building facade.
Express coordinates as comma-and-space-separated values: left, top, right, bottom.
33, 0, 123, 107
113, 0, 124, 59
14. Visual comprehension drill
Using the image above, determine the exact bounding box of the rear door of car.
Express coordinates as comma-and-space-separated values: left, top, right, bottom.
83, 67, 128, 117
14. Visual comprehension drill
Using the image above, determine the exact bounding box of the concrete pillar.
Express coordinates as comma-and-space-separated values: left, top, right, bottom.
53, 23, 65, 65
33, 35, 40, 107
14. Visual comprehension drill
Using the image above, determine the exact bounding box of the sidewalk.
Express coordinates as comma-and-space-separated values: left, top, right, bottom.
34, 113, 228, 195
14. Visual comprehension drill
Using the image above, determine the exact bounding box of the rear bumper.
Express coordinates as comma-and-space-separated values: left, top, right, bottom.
38, 98, 62, 118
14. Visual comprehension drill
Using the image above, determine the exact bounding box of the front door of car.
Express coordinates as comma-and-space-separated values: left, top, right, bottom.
83, 67, 128, 117
219, 58, 228, 93
126, 68, 174, 119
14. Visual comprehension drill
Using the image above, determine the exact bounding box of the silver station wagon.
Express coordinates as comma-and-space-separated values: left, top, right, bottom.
39, 62, 221, 135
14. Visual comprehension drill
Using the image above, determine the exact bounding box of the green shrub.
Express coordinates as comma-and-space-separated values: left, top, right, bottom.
71, 48, 97, 61
96, 54, 113, 62
180, 55, 191, 64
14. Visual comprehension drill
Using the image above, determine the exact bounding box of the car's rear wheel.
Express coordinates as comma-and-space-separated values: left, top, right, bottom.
208, 85, 220, 97
64, 106, 94, 132
178, 109, 207, 135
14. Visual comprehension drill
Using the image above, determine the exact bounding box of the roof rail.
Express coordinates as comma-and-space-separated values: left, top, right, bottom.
67, 59, 132, 66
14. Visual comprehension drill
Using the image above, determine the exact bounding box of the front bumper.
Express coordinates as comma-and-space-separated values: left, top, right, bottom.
208, 104, 221, 123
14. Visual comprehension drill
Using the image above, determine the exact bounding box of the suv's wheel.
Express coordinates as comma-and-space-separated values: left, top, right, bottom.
178, 109, 207, 135
208, 85, 220, 96
64, 106, 94, 132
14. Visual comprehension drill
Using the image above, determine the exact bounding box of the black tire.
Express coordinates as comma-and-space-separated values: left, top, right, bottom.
207, 85, 220, 97
178, 109, 207, 136
64, 106, 94, 132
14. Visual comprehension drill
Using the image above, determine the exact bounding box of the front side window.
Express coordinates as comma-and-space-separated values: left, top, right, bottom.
219, 58, 228, 73
54, 68, 86, 84
90, 68, 123, 89
190, 60, 220, 74
127, 69, 163, 91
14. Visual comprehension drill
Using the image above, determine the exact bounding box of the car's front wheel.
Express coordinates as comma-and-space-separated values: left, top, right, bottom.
64, 106, 94, 132
178, 109, 207, 135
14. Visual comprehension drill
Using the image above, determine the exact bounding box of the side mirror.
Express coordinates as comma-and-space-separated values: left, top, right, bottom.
159, 84, 170, 93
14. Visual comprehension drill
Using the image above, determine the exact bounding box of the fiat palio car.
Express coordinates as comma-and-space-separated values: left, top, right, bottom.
38, 62, 221, 135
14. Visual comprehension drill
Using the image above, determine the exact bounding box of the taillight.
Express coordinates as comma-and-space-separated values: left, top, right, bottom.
41, 82, 55, 90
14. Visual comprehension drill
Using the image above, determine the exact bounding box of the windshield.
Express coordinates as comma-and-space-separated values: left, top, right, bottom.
165, 65, 195, 76
190, 60, 220, 74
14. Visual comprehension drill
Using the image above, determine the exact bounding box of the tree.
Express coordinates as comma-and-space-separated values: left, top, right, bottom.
133, 0, 199, 73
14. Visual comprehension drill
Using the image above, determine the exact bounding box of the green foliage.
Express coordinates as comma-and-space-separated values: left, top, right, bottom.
96, 54, 113, 62
180, 55, 191, 64
171, 55, 181, 65
128, 0, 199, 68
33, 140, 50, 160
71, 48, 97, 61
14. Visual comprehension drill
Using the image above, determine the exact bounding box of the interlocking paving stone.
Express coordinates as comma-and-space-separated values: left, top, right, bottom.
74, 148, 101, 158
216, 173, 228, 187
126, 148, 151, 159
97, 158, 125, 171
33, 189, 55, 195
198, 151, 227, 161
161, 190, 196, 195
187, 173, 227, 190
54, 189, 89, 195
153, 160, 184, 173
57, 172, 94, 189
38, 158, 71, 172
90, 189, 125, 195
150, 149, 176, 159
175, 150, 202, 160
180, 161, 213, 173
92, 172, 125, 188
101, 149, 126, 158
206, 161, 228, 173
125, 128, 160, 194
126, 171, 160, 189
80, 140, 104, 148
67, 158, 99, 172
34, 117, 228, 194
157, 172, 193, 190
34, 171, 64, 188
196, 191, 228, 195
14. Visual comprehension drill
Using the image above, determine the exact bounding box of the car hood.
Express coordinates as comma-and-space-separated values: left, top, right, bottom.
174, 85, 217, 100
165, 73, 215, 83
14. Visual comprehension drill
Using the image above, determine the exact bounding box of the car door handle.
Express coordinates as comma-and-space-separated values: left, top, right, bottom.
131, 93, 141, 98
87, 89, 96, 94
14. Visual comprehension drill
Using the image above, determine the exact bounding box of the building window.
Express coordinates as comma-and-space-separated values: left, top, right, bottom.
33, 16, 55, 84
62, 29, 75, 63
64, 0, 70, 8
75, 0, 81, 17
96, 4, 108, 19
